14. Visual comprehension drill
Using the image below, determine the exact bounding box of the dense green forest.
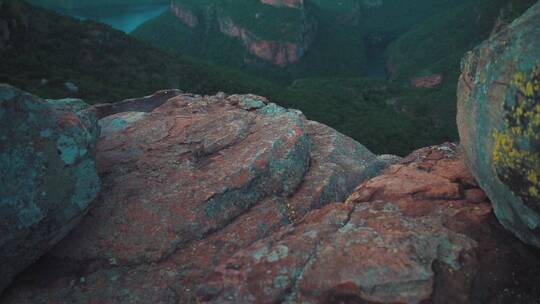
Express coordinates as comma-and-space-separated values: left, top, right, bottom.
2, 0, 537, 155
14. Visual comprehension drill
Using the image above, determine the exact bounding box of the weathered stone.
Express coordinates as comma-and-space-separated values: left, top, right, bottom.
457, 2, 540, 247
46, 98, 88, 112
0, 84, 100, 294
197, 143, 540, 303
411, 74, 443, 89
1, 92, 387, 303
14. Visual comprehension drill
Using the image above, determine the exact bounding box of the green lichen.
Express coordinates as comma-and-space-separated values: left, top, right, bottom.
0, 85, 17, 102
71, 159, 100, 210
267, 244, 289, 262
56, 134, 81, 165
492, 65, 540, 202
239, 97, 265, 111
258, 103, 288, 116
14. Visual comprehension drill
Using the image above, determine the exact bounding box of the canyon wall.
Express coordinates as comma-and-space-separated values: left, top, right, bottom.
168, 0, 316, 67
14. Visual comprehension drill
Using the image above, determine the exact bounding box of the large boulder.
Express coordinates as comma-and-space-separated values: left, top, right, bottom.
457, 2, 540, 247
198, 144, 540, 303
0, 84, 100, 294
1, 91, 394, 303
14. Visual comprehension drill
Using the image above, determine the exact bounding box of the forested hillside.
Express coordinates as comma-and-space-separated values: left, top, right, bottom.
1, 0, 537, 155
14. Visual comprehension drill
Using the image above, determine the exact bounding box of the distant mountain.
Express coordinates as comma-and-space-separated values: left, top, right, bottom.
132, 0, 367, 81
132, 0, 473, 80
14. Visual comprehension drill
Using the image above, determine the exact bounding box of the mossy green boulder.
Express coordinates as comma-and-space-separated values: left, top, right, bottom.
0, 84, 100, 294
457, 2, 540, 248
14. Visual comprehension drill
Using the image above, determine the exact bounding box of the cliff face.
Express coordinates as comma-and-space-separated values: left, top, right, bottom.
216, 15, 313, 67
168, 0, 316, 67
3, 91, 539, 302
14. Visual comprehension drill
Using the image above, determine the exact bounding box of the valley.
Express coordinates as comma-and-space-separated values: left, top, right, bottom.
2, 0, 537, 155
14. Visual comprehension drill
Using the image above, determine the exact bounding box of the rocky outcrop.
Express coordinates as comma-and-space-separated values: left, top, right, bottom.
2, 87, 540, 303
1, 91, 394, 302
411, 74, 443, 89
198, 143, 540, 303
170, 2, 199, 28
457, 2, 540, 248
217, 16, 315, 67
0, 84, 100, 294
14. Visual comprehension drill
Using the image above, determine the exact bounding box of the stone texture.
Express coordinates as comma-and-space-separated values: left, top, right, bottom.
457, 2, 540, 247
0, 84, 100, 294
260, 0, 304, 9
411, 74, 443, 89
197, 143, 540, 303
1, 92, 388, 303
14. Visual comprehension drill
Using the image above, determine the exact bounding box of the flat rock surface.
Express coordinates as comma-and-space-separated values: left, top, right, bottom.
1, 92, 389, 303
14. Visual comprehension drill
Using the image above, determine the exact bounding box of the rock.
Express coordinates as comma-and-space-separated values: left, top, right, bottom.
1, 91, 388, 303
0, 84, 100, 295
197, 143, 540, 303
411, 74, 443, 89
170, 2, 199, 28
217, 15, 315, 67
64, 82, 79, 93
457, 2, 540, 247
169, 0, 317, 67
464, 188, 487, 204
46, 98, 88, 112
88, 89, 182, 119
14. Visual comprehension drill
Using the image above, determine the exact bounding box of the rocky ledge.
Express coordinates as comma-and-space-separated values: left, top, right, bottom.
1, 88, 539, 303
1, 90, 397, 303
198, 143, 540, 303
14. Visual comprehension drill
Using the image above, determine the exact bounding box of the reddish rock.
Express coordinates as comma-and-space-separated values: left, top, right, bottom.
170, 3, 199, 28
465, 188, 487, 203
1, 92, 389, 303
197, 143, 540, 303
0, 85, 100, 295
411, 74, 444, 88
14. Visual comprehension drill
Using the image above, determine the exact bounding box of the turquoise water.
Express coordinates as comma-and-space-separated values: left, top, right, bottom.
63, 5, 169, 33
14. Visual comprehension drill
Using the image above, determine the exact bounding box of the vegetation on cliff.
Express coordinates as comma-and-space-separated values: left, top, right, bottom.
2, 0, 537, 156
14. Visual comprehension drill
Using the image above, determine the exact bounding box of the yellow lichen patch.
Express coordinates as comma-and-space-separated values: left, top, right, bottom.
492, 66, 540, 200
